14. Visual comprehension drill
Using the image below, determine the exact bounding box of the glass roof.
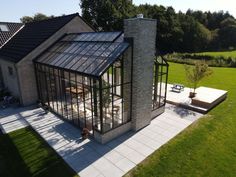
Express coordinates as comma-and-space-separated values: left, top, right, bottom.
35, 32, 129, 77
61, 31, 123, 42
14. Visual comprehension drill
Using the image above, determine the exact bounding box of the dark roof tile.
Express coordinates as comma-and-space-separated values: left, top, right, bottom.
0, 13, 79, 63
0, 22, 23, 47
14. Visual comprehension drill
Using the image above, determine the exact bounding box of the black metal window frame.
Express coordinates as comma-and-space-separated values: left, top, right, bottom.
34, 32, 133, 135
152, 56, 169, 110
34, 32, 129, 78
97, 55, 132, 134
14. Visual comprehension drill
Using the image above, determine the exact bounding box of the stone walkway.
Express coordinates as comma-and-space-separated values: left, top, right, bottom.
0, 107, 30, 133
0, 104, 202, 177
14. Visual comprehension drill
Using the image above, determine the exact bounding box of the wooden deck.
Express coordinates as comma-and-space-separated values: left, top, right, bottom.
166, 84, 227, 113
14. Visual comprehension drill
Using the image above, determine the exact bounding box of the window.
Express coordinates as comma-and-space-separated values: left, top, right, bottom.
0, 24, 9, 32
8, 67, 13, 76
152, 56, 169, 111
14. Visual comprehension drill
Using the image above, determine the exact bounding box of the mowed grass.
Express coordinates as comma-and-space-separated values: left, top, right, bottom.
126, 62, 236, 177
0, 127, 78, 177
194, 50, 236, 58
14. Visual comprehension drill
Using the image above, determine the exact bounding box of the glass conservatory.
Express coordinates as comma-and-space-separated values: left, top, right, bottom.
34, 31, 169, 138
34, 32, 132, 135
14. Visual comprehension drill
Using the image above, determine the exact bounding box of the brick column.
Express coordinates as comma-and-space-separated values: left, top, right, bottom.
124, 18, 157, 131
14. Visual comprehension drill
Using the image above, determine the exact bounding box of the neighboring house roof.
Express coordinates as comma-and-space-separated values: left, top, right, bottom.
0, 22, 23, 48
0, 13, 81, 63
35, 32, 130, 77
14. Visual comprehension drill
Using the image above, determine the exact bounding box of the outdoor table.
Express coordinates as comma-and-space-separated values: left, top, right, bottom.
171, 83, 184, 93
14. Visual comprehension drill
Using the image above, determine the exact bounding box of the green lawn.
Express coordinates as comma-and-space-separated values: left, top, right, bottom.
0, 127, 78, 177
194, 50, 236, 58
126, 62, 236, 177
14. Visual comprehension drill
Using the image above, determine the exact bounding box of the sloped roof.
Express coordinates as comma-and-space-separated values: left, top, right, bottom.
0, 22, 23, 48
35, 32, 130, 77
0, 13, 80, 63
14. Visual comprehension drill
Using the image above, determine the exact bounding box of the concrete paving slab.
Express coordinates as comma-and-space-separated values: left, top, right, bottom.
115, 157, 136, 172
0, 107, 29, 133
0, 103, 202, 177
104, 150, 124, 164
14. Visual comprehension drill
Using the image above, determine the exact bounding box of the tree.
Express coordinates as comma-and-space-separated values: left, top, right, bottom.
80, 1, 236, 53
157, 6, 184, 53
184, 61, 213, 97
136, 5, 184, 54
194, 22, 212, 51
220, 17, 236, 27
178, 14, 212, 52
218, 25, 236, 50
80, 0, 134, 31
186, 10, 208, 27
20, 13, 54, 23
20, 16, 34, 23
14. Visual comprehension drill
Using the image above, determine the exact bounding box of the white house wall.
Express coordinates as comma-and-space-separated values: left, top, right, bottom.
0, 59, 20, 98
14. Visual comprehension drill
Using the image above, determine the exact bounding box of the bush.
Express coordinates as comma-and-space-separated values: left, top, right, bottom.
0, 89, 11, 101
165, 52, 236, 67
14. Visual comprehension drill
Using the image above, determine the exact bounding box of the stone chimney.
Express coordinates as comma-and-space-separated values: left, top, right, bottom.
124, 17, 157, 131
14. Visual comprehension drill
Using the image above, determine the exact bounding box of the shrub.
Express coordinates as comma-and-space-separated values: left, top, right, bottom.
0, 89, 11, 101
165, 52, 236, 67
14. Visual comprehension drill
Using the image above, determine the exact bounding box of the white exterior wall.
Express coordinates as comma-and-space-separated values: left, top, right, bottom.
0, 59, 20, 98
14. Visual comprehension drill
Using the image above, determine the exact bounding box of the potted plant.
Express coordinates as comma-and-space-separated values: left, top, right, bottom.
37, 100, 42, 108
43, 105, 49, 113
184, 61, 213, 98
81, 127, 90, 140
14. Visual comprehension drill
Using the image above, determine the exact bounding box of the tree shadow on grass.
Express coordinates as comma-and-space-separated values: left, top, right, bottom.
0, 127, 77, 177
0, 131, 31, 177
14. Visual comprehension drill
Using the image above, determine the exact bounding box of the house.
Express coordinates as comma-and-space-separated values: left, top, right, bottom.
0, 22, 24, 87
0, 13, 94, 105
0, 14, 168, 143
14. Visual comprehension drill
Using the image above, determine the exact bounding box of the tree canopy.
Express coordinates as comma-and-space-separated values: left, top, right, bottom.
80, 0, 134, 31
20, 13, 54, 24
80, 1, 236, 54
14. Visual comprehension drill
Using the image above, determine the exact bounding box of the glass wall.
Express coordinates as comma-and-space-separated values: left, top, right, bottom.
35, 55, 132, 134
99, 57, 132, 133
152, 57, 169, 110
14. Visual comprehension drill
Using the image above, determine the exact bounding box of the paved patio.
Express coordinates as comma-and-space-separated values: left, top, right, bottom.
166, 84, 227, 113
0, 107, 30, 133
0, 104, 202, 177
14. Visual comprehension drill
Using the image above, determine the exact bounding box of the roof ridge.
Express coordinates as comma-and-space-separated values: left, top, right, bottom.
0, 12, 86, 62
0, 22, 23, 25
25, 13, 79, 25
